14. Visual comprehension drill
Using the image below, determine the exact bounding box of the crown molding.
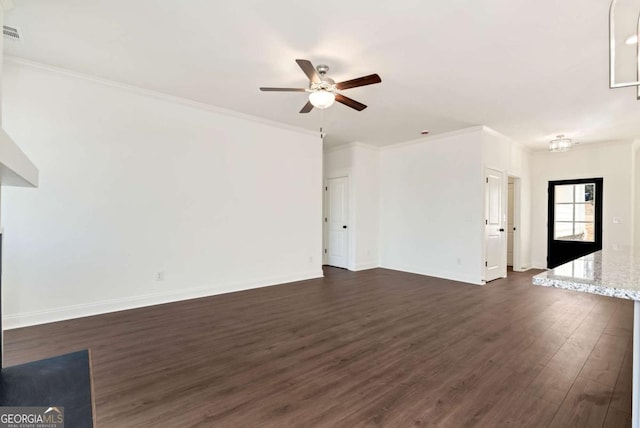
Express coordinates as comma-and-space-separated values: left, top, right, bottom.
323, 141, 379, 154
4, 56, 319, 139
481, 126, 532, 153
531, 138, 635, 153
379, 125, 485, 151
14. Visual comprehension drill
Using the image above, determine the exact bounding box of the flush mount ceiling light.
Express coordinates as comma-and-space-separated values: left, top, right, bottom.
609, 0, 640, 100
549, 134, 573, 152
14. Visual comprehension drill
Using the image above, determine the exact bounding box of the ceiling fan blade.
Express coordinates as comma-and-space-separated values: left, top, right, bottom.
335, 74, 382, 90
299, 101, 314, 113
260, 87, 307, 92
335, 94, 367, 111
296, 59, 321, 84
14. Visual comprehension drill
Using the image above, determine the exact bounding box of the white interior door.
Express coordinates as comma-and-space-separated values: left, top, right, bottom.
507, 180, 514, 266
485, 168, 505, 282
326, 177, 349, 269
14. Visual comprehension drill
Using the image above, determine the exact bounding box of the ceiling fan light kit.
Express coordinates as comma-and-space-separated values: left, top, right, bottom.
260, 59, 381, 113
308, 90, 335, 109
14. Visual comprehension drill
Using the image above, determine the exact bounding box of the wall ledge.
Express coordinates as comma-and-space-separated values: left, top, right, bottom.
0, 128, 38, 187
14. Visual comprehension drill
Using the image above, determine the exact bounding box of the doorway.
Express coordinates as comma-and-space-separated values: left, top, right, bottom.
547, 178, 603, 268
324, 176, 349, 269
506, 176, 521, 272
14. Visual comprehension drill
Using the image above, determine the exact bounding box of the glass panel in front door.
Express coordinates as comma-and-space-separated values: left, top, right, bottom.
553, 183, 595, 242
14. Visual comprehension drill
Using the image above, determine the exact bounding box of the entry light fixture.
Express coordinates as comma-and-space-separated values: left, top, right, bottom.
308, 90, 336, 109
609, 0, 640, 100
549, 134, 573, 152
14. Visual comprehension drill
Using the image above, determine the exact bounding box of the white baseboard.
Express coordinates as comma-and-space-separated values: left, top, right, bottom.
531, 260, 547, 269
353, 262, 379, 271
3, 270, 323, 330
378, 264, 484, 286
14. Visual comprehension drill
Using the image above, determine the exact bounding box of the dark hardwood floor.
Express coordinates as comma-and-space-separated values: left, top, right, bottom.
3, 267, 633, 427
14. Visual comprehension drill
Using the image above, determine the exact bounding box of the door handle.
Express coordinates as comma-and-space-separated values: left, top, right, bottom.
499, 228, 505, 232
343, 225, 347, 229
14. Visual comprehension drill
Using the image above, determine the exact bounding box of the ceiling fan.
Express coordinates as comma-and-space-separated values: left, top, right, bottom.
260, 59, 381, 113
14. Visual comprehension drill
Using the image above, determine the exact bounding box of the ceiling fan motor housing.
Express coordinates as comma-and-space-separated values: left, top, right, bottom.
311, 65, 335, 90
316, 64, 330, 75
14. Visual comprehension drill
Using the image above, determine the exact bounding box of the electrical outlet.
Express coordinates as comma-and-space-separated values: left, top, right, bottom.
309, 256, 313, 263
155, 271, 165, 282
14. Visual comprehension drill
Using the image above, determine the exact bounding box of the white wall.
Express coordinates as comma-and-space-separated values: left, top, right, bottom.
351, 145, 379, 270
633, 140, 640, 248
516, 150, 533, 270
376, 126, 531, 285
482, 128, 532, 270
0, 5, 4, 125
379, 127, 485, 284
0, 7, 39, 189
323, 142, 379, 270
1, 60, 323, 328
530, 141, 635, 268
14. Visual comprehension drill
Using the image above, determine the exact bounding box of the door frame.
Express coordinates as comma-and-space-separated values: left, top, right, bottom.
547, 177, 604, 268
323, 172, 352, 268
508, 175, 523, 272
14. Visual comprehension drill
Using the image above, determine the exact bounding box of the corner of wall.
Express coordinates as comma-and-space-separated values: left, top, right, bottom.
323, 142, 381, 272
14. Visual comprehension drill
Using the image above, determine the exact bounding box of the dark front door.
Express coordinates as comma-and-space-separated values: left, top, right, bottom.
547, 178, 603, 268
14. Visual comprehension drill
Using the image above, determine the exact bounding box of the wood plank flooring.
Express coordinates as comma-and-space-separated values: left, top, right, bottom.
3, 267, 633, 427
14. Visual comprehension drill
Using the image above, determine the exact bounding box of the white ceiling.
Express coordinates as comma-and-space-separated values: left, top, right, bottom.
3, 0, 640, 149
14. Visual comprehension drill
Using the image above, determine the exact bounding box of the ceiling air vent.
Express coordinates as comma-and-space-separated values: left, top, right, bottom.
3, 25, 21, 42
